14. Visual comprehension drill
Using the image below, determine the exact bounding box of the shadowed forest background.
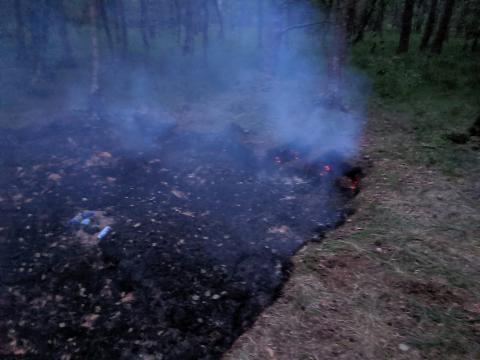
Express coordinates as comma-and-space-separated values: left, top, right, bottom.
1, 0, 479, 130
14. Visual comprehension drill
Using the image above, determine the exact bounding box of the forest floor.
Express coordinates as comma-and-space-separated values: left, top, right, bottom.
225, 103, 480, 360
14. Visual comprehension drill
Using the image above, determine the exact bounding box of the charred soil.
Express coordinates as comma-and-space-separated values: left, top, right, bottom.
0, 113, 359, 359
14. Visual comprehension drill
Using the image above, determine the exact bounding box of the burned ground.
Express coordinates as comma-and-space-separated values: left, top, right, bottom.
0, 113, 357, 359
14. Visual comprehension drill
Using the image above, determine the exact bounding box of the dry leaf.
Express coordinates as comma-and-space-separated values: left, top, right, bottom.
48, 173, 62, 182
266, 347, 276, 359
268, 225, 290, 234
81, 314, 99, 329
120, 292, 135, 303
173, 207, 195, 217
171, 190, 187, 199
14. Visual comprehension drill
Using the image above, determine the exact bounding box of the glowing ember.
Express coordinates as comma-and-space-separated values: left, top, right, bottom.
350, 178, 360, 191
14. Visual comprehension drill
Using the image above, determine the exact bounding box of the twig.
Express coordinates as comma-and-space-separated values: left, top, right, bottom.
278, 21, 332, 38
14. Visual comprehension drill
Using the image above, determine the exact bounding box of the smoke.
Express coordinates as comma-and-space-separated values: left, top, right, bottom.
1, 0, 368, 161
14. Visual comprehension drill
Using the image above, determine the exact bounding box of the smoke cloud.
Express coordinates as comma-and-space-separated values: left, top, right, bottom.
1, 0, 367, 161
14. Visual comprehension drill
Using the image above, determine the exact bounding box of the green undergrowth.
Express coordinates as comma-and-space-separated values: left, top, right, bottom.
351, 32, 480, 175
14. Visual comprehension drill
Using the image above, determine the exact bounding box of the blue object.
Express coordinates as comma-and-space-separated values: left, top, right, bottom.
97, 226, 112, 240
69, 211, 96, 225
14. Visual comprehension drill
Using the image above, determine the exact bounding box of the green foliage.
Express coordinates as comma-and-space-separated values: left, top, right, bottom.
351, 32, 480, 101
351, 31, 480, 175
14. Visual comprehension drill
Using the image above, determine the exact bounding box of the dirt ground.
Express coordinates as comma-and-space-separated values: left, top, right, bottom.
224, 108, 480, 360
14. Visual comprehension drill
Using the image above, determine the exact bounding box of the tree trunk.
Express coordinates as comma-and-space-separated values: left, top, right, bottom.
14, 0, 27, 60
57, 0, 74, 66
430, 0, 456, 54
326, 20, 347, 108
111, 0, 121, 45
345, 0, 357, 39
455, 0, 468, 37
97, 0, 113, 50
172, 0, 182, 44
414, 0, 427, 33
374, 0, 387, 35
29, 0, 50, 82
183, 0, 194, 54
419, 0, 438, 50
212, 0, 225, 40
257, 0, 264, 47
397, 0, 416, 53
472, 31, 479, 52
88, 0, 100, 115
117, 0, 128, 54
201, 0, 210, 60
353, 0, 378, 44
89, 0, 100, 103
140, 0, 150, 50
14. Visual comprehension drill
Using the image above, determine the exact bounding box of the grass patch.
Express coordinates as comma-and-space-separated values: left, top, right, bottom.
407, 301, 480, 357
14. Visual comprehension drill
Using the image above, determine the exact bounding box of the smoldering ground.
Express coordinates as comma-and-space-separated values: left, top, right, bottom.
0, 1, 367, 359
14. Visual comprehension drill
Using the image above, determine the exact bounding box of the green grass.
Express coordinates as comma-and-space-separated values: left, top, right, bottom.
407, 301, 480, 358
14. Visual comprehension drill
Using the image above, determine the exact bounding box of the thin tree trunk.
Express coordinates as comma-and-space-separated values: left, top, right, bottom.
345, 0, 357, 39
430, 0, 456, 54
29, 0, 50, 82
353, 0, 378, 44
419, 0, 438, 50
57, 0, 74, 66
90, 0, 100, 98
201, 0, 209, 60
117, 0, 128, 54
472, 28, 480, 52
455, 0, 468, 36
97, 0, 113, 50
140, 0, 150, 50
374, 0, 387, 35
172, 0, 182, 44
111, 0, 121, 45
414, 0, 427, 33
148, 0, 157, 38
14, 0, 27, 60
393, 0, 402, 30
212, 0, 225, 40
257, 0, 264, 47
397, 0, 416, 53
183, 0, 194, 54
326, 10, 347, 108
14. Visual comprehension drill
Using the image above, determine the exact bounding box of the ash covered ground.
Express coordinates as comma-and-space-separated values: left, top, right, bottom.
0, 112, 358, 359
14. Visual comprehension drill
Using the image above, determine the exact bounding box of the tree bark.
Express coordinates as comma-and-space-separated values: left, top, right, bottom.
419, 0, 438, 50
57, 0, 74, 65
111, 0, 121, 45
89, 0, 100, 111
472, 29, 479, 52
212, 0, 225, 40
430, 0, 456, 54
140, 0, 151, 50
28, 0, 50, 81
414, 0, 427, 33
14, 0, 27, 60
183, 0, 194, 54
374, 0, 387, 35
172, 0, 182, 44
397, 0, 416, 53
257, 0, 264, 47
353, 0, 378, 44
117, 0, 128, 54
201, 0, 210, 60
345, 0, 357, 39
97, 0, 113, 50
